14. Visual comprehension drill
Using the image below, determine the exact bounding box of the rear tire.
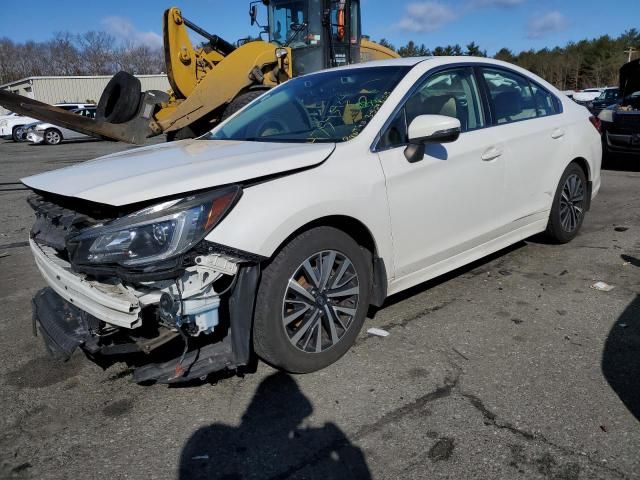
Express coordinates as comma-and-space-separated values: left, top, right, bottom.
546, 162, 587, 243
43, 128, 62, 145
253, 227, 371, 373
96, 71, 142, 124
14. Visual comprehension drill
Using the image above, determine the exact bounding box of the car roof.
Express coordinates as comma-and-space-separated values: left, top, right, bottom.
328, 55, 552, 72
343, 57, 432, 68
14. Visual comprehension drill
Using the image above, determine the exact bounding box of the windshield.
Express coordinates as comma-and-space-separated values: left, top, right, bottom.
597, 89, 619, 101
269, 0, 311, 47
208, 66, 409, 143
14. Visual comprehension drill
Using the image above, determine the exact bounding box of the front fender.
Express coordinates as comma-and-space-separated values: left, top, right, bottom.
204, 150, 396, 279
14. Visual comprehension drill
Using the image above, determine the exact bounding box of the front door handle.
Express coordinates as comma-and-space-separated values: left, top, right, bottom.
551, 128, 565, 139
481, 146, 502, 161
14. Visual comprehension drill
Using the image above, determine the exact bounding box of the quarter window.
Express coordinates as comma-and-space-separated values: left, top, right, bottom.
482, 68, 538, 124
530, 83, 559, 117
378, 108, 407, 150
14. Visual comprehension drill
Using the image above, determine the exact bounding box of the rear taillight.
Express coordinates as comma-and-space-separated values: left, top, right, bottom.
589, 115, 601, 132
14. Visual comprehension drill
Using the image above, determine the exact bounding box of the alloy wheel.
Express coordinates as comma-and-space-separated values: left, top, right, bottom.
282, 250, 360, 353
559, 173, 584, 232
46, 130, 61, 145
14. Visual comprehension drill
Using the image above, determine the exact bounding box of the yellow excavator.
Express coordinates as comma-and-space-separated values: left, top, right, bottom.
0, 0, 398, 144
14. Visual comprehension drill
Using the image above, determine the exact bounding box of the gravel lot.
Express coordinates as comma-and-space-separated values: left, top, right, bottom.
0, 137, 638, 480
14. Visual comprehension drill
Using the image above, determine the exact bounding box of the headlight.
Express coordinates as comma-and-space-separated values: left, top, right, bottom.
68, 186, 241, 267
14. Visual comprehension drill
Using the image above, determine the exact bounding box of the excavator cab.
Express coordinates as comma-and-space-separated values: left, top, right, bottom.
264, 0, 361, 75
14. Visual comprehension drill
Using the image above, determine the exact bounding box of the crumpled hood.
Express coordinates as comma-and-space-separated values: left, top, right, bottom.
620, 59, 640, 99
22, 139, 335, 206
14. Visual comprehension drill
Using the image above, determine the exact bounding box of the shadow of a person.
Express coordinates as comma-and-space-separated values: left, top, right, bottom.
179, 372, 371, 479
602, 295, 640, 421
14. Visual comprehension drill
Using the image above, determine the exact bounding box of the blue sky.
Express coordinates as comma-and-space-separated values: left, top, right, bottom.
1, 0, 638, 55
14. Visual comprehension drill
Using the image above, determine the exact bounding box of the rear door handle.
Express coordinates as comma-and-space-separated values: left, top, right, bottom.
551, 128, 565, 139
481, 146, 502, 161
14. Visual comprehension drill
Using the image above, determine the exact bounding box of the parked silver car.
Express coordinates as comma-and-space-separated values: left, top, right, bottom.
26, 107, 97, 145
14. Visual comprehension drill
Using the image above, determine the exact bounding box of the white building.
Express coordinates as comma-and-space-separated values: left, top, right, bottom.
0, 74, 170, 115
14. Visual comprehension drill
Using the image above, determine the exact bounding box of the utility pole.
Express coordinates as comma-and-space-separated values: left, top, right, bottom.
624, 46, 636, 62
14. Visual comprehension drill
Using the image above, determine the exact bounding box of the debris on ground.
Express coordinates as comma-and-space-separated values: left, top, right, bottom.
367, 328, 390, 337
591, 281, 615, 292
0, 252, 9, 259
614, 226, 629, 232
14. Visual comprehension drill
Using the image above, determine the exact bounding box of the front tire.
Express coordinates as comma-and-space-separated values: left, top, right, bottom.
253, 227, 371, 373
546, 162, 587, 243
12, 125, 25, 142
44, 128, 62, 145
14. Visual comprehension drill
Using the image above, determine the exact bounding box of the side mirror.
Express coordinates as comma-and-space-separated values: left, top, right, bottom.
250, 5, 258, 26
404, 115, 461, 163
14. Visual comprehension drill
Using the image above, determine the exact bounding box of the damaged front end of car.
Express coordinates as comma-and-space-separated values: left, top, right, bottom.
27, 187, 264, 384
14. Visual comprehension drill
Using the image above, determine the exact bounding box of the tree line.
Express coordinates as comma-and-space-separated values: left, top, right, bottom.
0, 32, 164, 85
1, 28, 638, 91
379, 29, 640, 90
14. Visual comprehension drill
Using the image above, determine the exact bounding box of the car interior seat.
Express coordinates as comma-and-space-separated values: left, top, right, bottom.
493, 90, 522, 123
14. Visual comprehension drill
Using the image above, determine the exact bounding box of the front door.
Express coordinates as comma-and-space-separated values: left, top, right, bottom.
376, 67, 506, 280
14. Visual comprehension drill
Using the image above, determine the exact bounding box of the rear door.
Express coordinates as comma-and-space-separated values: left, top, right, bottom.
479, 67, 568, 223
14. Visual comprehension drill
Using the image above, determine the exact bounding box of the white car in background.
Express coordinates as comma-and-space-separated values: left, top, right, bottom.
572, 88, 605, 105
26, 107, 97, 145
22, 57, 602, 384
0, 103, 94, 141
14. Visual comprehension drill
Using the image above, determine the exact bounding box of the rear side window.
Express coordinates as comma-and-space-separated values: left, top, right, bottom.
482, 68, 538, 124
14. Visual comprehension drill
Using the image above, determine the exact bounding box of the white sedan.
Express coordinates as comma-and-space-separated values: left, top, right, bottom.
22, 57, 601, 383
26, 107, 97, 145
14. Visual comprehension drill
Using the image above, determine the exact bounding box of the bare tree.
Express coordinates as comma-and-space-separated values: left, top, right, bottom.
77, 31, 117, 75
114, 42, 164, 75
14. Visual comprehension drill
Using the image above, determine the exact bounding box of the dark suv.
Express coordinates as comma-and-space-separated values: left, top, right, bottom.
599, 59, 640, 157
588, 88, 621, 115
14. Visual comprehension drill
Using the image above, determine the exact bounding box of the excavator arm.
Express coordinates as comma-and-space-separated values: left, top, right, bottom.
0, 7, 290, 144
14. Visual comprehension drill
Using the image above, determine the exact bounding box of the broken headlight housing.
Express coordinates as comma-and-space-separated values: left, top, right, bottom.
68, 186, 241, 267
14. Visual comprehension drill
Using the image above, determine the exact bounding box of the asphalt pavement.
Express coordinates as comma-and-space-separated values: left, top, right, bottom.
0, 138, 638, 480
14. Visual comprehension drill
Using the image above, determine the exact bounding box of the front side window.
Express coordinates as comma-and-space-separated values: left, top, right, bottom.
208, 66, 409, 143
379, 67, 485, 150
405, 67, 485, 133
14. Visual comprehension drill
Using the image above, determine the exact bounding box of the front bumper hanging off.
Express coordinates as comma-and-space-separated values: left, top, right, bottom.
32, 265, 261, 384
